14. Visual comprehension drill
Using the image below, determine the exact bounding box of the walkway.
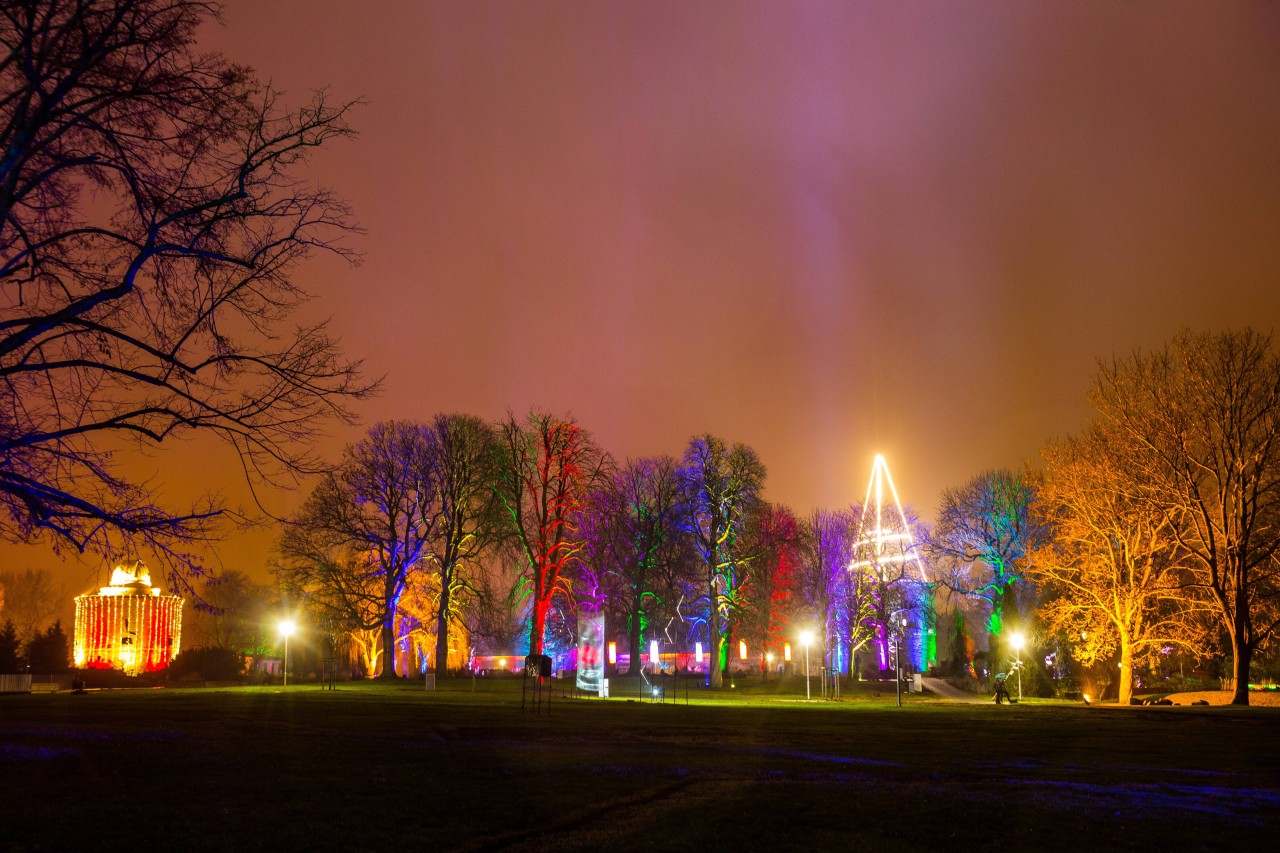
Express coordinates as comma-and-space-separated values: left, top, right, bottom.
920, 676, 989, 704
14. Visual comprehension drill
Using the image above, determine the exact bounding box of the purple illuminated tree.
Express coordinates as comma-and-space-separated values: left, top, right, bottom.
796, 508, 856, 675
579, 455, 686, 675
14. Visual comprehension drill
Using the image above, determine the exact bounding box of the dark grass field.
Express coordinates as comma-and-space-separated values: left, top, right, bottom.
3, 678, 1278, 851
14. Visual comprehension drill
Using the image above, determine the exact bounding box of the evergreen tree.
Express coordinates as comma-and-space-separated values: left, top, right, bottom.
0, 620, 22, 672
26, 620, 71, 673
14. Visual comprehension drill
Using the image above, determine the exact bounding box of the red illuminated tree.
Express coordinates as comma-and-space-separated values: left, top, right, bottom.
495, 410, 606, 657
741, 503, 800, 678
0, 0, 372, 584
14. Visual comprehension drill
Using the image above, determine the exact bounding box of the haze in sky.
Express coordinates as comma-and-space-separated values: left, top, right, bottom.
6, 1, 1280, 598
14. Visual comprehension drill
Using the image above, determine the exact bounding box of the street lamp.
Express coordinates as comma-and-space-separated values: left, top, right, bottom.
895, 617, 907, 708
279, 619, 296, 688
1009, 631, 1025, 702
799, 631, 813, 700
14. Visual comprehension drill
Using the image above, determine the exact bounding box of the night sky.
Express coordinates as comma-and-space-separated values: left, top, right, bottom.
7, 1, 1280, 595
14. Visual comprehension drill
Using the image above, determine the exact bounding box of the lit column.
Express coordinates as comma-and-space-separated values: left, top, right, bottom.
799, 631, 813, 700
1010, 632, 1025, 702
279, 620, 297, 688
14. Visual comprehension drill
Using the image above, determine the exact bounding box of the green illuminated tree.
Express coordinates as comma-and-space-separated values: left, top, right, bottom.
928, 469, 1046, 653
580, 455, 686, 676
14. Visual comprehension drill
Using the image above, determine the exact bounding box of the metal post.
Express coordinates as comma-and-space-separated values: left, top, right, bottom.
283, 633, 289, 688
805, 643, 811, 700
895, 636, 901, 708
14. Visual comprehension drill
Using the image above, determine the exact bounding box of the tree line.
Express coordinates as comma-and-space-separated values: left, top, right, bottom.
931, 329, 1280, 705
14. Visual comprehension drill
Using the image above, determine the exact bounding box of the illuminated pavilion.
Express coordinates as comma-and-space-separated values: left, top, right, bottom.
73, 561, 184, 675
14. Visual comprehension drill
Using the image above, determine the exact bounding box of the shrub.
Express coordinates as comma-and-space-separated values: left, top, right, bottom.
167, 646, 245, 681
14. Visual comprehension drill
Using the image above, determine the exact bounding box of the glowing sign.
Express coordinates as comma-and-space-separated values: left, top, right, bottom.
576, 612, 605, 692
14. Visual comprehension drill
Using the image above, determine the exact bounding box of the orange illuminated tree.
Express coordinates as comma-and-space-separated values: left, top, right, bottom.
1091, 329, 1280, 704
1031, 427, 1212, 704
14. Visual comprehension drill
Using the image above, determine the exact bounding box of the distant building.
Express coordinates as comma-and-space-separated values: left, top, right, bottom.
73, 561, 183, 675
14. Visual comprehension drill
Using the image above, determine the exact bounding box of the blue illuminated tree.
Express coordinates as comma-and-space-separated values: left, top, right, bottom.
678, 435, 766, 688
278, 422, 437, 678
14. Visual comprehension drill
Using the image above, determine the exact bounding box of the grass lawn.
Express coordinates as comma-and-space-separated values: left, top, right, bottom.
2, 677, 1278, 851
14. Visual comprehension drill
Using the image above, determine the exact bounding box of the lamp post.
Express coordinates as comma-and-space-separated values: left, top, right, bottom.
799, 631, 813, 700
895, 618, 907, 708
279, 619, 296, 688
1010, 631, 1025, 702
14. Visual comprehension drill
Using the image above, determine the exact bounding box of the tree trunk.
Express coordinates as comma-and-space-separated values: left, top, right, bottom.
708, 570, 723, 688
529, 594, 550, 657
1118, 643, 1133, 705
627, 611, 642, 677
433, 567, 451, 677
377, 608, 397, 679
1230, 631, 1252, 706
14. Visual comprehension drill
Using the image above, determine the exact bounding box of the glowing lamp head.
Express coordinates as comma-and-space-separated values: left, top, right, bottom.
1083, 693, 1092, 705
1009, 631, 1024, 652
279, 619, 297, 639
799, 630, 813, 647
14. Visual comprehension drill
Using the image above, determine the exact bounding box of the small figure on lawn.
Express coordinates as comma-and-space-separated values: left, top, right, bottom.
993, 673, 1010, 704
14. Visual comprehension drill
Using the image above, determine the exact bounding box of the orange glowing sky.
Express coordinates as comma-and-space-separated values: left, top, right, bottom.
6, 1, 1280, 597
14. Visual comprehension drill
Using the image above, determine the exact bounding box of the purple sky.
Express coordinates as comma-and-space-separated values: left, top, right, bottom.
7, 1, 1280, 596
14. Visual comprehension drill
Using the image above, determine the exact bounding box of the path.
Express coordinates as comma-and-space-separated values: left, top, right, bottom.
920, 676, 990, 704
